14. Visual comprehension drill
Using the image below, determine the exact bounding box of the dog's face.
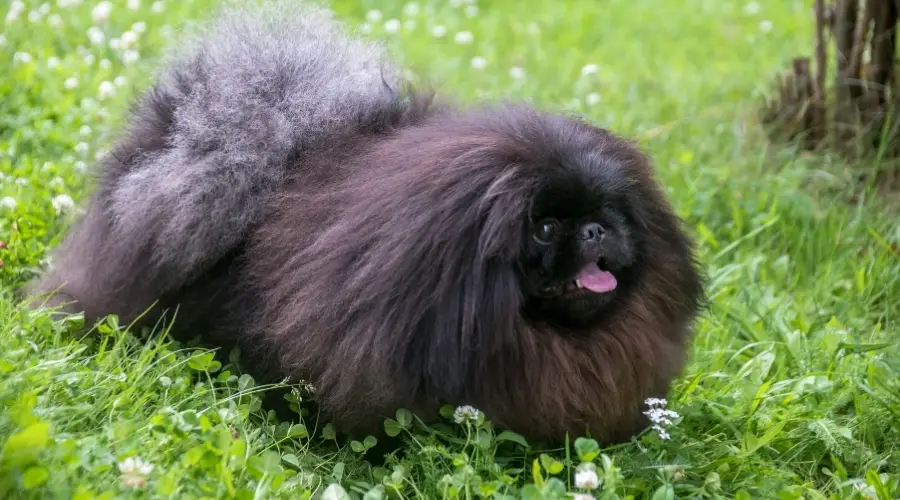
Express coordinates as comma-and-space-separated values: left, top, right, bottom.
518, 173, 640, 327
510, 159, 646, 329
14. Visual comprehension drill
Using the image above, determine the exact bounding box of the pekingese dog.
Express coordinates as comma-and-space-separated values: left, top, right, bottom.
27, 0, 704, 444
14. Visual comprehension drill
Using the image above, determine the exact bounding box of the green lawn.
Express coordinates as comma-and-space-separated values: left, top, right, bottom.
2, 0, 899, 498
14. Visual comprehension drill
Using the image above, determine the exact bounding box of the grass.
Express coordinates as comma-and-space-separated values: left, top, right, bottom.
1, 0, 899, 498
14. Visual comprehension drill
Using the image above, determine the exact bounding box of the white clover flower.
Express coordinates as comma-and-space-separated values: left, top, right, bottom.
48, 13, 63, 27
150, 1, 164, 13
470, 56, 487, 70
88, 26, 105, 45
79, 125, 92, 136
464, 5, 479, 17
50, 176, 66, 188
431, 24, 446, 38
51, 194, 75, 215
743, 1, 760, 15
64, 76, 79, 89
581, 63, 599, 76
644, 398, 679, 440
585, 92, 601, 106
131, 21, 146, 33
127, 0, 140, 9
92, 1, 112, 24
113, 75, 128, 87
109, 37, 122, 50
83, 53, 95, 65
403, 3, 419, 17
74, 161, 87, 171
99, 58, 111, 69
509, 66, 525, 79
13, 52, 33, 65
74, 142, 89, 155
118, 456, 154, 488
122, 49, 139, 64
0, 197, 17, 210
40, 3, 51, 14
121, 30, 138, 46
383, 18, 400, 33
452, 405, 480, 424
454, 31, 473, 44
572, 494, 595, 500
759, 20, 773, 33
28, 10, 42, 23
365, 9, 382, 23
98, 80, 115, 99
6, 3, 24, 23
47, 56, 60, 69
574, 469, 600, 490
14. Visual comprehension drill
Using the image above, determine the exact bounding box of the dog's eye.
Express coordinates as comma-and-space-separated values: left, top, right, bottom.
533, 219, 559, 245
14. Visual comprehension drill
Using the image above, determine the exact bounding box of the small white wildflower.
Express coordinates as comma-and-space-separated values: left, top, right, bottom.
0, 197, 17, 210
74, 142, 89, 155
47, 56, 60, 69
383, 18, 400, 33
131, 21, 146, 33
50, 176, 66, 188
87, 26, 105, 45
572, 495, 595, 500
99, 58, 111, 69
581, 63, 599, 76
13, 52, 33, 65
743, 1, 760, 15
150, 1, 164, 13
51, 194, 76, 215
121, 30, 138, 46
122, 49, 139, 64
74, 161, 87, 171
92, 1, 112, 24
470, 56, 487, 70
113, 75, 128, 87
574, 469, 600, 490
127, 0, 140, 9
109, 37, 122, 50
98, 80, 115, 99
0, 34, 6, 46
759, 20, 773, 33
118, 456, 154, 488
643, 398, 679, 440
464, 5, 479, 17
358, 22, 372, 34
365, 9, 382, 23
28, 10, 42, 23
79, 125, 92, 136
431, 24, 446, 38
83, 53, 95, 65
403, 3, 419, 17
452, 405, 480, 424
509, 66, 525, 79
40, 2, 51, 14
454, 31, 473, 44
65, 76, 79, 89
48, 13, 63, 27
15, 178, 28, 186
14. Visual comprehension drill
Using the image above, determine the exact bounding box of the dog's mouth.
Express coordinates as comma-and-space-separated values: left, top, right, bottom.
540, 259, 618, 297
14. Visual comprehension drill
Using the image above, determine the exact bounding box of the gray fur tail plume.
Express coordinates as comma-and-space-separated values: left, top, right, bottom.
27, 0, 409, 323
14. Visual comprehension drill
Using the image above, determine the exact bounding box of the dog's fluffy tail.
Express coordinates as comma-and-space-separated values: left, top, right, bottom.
28, 0, 407, 323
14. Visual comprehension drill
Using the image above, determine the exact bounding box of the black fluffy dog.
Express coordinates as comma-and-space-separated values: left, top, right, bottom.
28, 0, 704, 444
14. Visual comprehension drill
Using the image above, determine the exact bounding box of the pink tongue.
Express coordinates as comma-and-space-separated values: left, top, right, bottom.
576, 263, 617, 293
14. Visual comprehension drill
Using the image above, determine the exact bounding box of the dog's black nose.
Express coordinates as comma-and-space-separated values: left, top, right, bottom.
578, 222, 605, 242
